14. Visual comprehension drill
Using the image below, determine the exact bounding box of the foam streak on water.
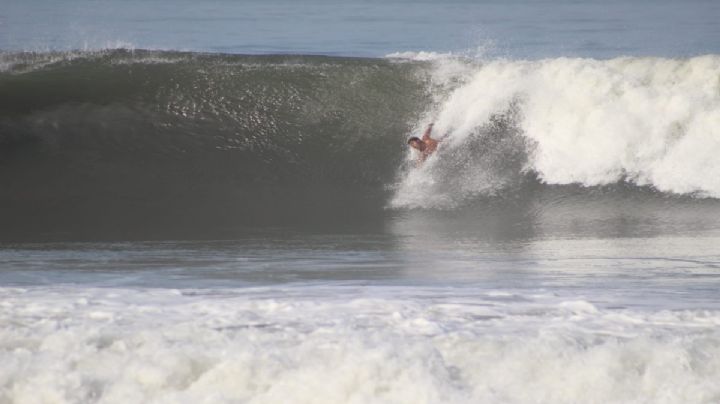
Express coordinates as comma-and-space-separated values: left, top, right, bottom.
2, 285, 720, 404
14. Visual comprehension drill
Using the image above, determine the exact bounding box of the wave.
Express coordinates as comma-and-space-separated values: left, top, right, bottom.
2, 49, 720, 240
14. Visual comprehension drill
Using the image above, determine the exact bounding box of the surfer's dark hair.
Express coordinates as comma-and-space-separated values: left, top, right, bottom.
407, 137, 421, 144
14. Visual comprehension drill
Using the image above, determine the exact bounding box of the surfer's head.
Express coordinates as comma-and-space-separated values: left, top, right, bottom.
407, 137, 425, 151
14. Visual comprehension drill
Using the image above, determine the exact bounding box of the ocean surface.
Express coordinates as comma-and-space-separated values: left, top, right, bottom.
2, 1, 720, 403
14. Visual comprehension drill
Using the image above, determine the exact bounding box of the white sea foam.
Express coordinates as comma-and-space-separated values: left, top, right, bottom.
2, 286, 720, 404
393, 55, 720, 208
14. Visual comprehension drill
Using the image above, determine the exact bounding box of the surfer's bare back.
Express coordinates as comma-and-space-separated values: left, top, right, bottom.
408, 123, 442, 163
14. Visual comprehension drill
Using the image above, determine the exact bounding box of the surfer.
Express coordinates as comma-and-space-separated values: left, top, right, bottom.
407, 123, 444, 163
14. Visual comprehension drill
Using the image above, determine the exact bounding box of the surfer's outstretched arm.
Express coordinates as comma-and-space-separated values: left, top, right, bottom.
421, 123, 434, 141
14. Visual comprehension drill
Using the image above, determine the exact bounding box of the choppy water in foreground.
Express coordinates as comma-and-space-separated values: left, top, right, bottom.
2, 232, 720, 403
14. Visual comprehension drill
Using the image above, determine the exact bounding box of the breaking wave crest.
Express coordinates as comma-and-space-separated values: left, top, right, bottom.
393, 54, 720, 208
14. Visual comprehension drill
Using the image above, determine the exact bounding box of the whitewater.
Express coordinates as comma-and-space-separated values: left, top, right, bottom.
392, 54, 720, 208
2, 234, 720, 404
3, 285, 720, 404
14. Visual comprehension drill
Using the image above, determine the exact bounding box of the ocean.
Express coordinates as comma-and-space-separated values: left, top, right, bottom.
2, 0, 720, 403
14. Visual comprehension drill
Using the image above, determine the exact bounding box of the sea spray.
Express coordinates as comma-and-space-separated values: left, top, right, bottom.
394, 55, 720, 208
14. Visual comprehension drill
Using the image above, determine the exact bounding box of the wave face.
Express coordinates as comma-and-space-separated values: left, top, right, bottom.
0, 50, 429, 239
2, 50, 720, 240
